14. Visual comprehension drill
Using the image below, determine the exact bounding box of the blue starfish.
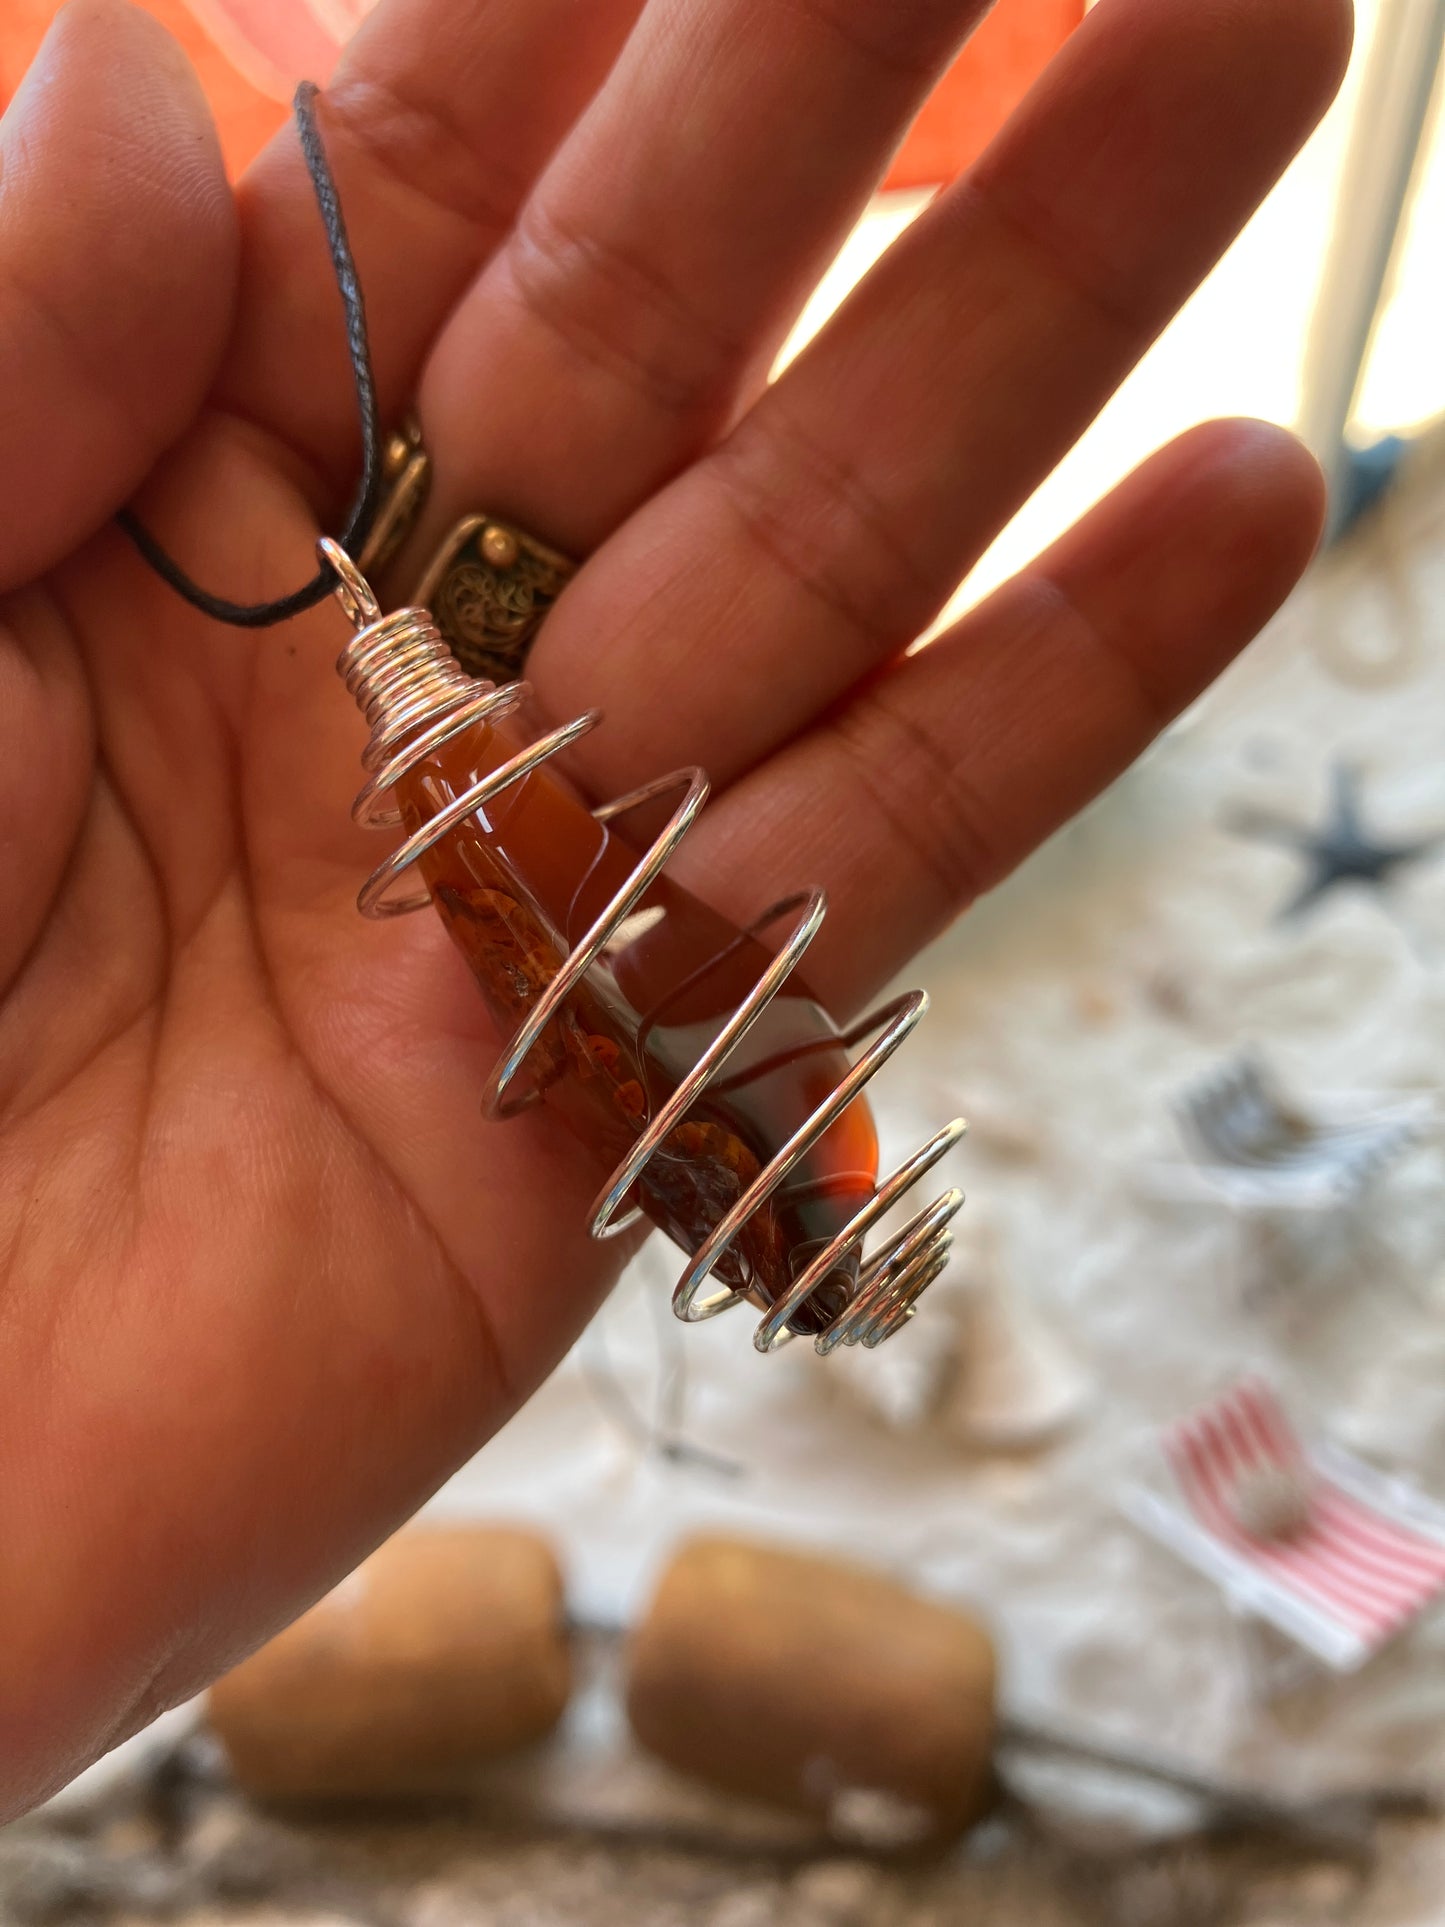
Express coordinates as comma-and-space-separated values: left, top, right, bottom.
1228, 765, 1445, 920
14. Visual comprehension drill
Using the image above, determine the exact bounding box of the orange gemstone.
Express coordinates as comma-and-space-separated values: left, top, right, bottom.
398, 719, 879, 1334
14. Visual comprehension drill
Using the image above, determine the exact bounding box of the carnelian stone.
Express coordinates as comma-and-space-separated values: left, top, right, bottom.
398, 720, 880, 1335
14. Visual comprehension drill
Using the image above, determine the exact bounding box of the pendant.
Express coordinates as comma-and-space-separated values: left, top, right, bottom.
323, 541, 964, 1354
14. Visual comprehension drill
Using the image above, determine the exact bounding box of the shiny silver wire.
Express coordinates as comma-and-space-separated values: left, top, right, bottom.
323, 539, 965, 1353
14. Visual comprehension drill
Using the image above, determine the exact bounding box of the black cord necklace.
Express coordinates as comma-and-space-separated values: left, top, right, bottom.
116, 82, 381, 628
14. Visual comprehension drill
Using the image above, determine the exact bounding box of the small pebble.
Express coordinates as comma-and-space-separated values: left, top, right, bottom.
828, 1786, 935, 1850
182, 1795, 310, 1899
789, 1858, 891, 1924
1142, 967, 1195, 1024
0, 1833, 103, 1924
1230, 1464, 1316, 1542
0, 1829, 184, 1925
98, 1813, 165, 1860
1109, 1851, 1226, 1927
964, 1100, 1039, 1165
707, 1886, 781, 1927
1074, 984, 1116, 1028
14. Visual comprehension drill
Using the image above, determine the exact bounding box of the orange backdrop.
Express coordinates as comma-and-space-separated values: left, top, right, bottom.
886, 0, 1085, 190
0, 0, 351, 174
1, 0, 1082, 185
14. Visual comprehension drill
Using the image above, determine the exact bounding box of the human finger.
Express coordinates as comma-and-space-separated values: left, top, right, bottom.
521, 0, 1351, 802
681, 420, 1325, 1014
0, 0, 236, 592
401, 0, 993, 564
214, 0, 644, 495
0, 0, 236, 989
221, 0, 988, 895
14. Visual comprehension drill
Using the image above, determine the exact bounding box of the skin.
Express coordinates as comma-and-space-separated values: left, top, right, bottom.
0, 0, 1350, 1813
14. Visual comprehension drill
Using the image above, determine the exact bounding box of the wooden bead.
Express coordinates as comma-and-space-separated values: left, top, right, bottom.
208, 1526, 570, 1802
625, 1538, 997, 1837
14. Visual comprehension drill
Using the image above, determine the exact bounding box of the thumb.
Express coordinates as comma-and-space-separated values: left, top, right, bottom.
0, 0, 238, 592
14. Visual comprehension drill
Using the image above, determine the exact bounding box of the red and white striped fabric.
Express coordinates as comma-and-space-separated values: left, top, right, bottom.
1165, 1379, 1445, 1661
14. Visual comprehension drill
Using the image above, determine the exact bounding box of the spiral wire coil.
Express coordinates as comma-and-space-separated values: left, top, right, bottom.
323, 540, 965, 1353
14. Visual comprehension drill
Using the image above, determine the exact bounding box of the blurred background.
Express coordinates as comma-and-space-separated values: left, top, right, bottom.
5, 1, 1445, 1922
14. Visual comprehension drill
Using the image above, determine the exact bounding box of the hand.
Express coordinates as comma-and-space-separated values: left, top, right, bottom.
0, 0, 1348, 1811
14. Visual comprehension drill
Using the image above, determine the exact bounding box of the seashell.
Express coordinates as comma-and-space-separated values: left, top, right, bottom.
943, 1267, 1091, 1453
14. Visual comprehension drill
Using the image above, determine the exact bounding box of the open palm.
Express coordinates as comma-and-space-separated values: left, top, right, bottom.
0, 0, 1348, 1811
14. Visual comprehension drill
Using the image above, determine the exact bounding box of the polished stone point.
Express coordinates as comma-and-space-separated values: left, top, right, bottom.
400, 719, 879, 1335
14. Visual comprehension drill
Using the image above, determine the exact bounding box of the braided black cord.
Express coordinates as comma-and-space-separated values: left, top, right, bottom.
117, 81, 381, 627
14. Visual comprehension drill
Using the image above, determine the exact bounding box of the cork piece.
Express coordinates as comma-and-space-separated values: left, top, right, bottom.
208, 1526, 570, 1802
625, 1537, 997, 1837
